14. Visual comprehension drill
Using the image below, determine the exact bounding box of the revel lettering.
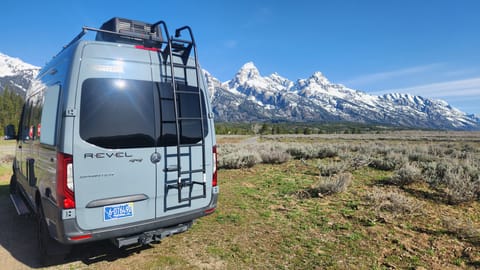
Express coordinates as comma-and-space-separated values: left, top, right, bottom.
84, 152, 133, 159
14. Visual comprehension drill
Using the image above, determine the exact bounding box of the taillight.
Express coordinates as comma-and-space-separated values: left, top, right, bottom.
69, 234, 92, 241
212, 146, 218, 187
57, 152, 75, 209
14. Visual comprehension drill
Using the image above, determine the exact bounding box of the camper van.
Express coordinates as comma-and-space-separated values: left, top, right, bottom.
8, 17, 218, 257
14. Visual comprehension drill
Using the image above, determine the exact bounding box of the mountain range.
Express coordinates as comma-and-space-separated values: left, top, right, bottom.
1, 52, 478, 130
0, 52, 39, 96
206, 62, 480, 130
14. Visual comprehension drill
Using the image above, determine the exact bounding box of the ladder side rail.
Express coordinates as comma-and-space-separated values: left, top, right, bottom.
166, 38, 183, 203
189, 29, 208, 191
175, 26, 207, 188
150, 20, 170, 42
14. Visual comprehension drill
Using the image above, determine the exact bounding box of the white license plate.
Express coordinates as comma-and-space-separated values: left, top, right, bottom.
104, 203, 134, 221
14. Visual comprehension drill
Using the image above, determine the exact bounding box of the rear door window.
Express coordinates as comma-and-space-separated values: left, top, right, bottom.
80, 78, 156, 149
80, 79, 208, 149
157, 82, 208, 146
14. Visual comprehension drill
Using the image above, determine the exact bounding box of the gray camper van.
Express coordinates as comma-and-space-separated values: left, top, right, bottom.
8, 17, 218, 257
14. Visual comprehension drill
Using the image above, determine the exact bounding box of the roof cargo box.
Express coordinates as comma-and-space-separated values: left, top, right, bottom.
96, 17, 163, 47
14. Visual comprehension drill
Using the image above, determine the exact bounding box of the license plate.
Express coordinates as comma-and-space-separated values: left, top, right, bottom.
104, 203, 134, 221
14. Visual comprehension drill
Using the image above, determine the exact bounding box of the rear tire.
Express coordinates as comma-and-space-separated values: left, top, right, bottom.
36, 203, 71, 265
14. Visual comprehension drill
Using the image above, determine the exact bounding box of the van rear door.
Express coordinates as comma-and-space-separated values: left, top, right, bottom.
150, 54, 214, 217
72, 43, 213, 230
73, 44, 158, 230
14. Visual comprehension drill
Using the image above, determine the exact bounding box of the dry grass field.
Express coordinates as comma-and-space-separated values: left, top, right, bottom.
0, 131, 479, 269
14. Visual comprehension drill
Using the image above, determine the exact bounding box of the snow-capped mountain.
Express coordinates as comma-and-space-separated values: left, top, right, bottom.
0, 52, 39, 95
208, 62, 480, 130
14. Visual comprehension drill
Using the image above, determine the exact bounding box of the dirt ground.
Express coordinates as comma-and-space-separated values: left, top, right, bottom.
0, 188, 164, 270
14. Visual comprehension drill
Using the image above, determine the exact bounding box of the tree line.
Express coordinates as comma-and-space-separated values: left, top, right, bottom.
214, 122, 403, 135
0, 86, 24, 136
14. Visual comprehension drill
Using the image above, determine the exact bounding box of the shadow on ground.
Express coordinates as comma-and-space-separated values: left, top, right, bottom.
0, 185, 152, 269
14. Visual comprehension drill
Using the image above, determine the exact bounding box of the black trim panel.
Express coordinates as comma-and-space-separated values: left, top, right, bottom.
85, 194, 149, 208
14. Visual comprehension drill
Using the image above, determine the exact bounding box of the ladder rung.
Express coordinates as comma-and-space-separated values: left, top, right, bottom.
180, 169, 203, 174
171, 38, 193, 44
175, 90, 201, 94
177, 117, 204, 121
171, 63, 196, 69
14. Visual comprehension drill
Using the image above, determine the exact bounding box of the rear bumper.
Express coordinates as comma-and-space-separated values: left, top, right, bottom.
42, 192, 218, 245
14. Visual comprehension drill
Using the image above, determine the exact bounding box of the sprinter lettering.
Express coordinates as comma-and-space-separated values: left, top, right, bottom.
84, 152, 133, 159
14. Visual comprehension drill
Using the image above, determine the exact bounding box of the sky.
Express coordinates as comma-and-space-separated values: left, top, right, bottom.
1, 0, 479, 115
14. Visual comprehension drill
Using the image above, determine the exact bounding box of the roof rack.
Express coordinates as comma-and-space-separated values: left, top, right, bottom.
62, 17, 200, 65
63, 17, 171, 51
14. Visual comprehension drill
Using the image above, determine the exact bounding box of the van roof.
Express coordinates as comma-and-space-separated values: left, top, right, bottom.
59, 17, 196, 65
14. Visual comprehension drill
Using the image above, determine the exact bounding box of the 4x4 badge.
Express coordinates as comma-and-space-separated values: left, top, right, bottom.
150, 152, 162, 164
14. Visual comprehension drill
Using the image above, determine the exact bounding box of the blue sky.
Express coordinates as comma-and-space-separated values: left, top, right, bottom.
1, 0, 479, 115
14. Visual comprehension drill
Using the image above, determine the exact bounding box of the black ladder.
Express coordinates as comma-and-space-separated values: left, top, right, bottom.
161, 25, 207, 210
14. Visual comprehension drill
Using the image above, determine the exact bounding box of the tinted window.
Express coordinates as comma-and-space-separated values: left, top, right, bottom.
40, 85, 60, 145
80, 79, 208, 149
18, 96, 43, 142
157, 83, 208, 146
80, 79, 156, 148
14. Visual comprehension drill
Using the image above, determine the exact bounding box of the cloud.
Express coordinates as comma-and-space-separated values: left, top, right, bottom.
224, 40, 238, 49
241, 6, 273, 29
341, 63, 444, 87
381, 77, 480, 98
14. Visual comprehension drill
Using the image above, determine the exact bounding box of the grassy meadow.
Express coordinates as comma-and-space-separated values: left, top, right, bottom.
0, 131, 479, 269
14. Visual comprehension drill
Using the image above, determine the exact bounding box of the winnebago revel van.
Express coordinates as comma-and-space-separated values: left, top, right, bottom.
8, 17, 218, 258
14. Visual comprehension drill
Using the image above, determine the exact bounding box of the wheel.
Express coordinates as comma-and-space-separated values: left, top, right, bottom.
36, 204, 71, 265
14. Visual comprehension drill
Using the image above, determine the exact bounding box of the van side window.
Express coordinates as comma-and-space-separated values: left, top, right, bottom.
19, 101, 33, 141
31, 95, 43, 141
40, 85, 60, 145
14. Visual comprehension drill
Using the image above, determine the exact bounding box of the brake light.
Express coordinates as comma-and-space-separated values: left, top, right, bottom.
212, 146, 218, 187
134, 45, 161, 52
57, 152, 75, 209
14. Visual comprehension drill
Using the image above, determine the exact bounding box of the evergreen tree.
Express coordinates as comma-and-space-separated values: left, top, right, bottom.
0, 86, 24, 136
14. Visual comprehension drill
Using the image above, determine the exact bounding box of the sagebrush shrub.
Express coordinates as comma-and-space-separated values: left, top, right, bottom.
286, 144, 315, 159
442, 216, 480, 242
369, 152, 406, 171
313, 172, 352, 196
318, 160, 349, 176
424, 159, 480, 204
367, 188, 422, 215
258, 143, 291, 164
347, 153, 371, 170
219, 150, 261, 169
286, 143, 338, 160
390, 163, 422, 186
